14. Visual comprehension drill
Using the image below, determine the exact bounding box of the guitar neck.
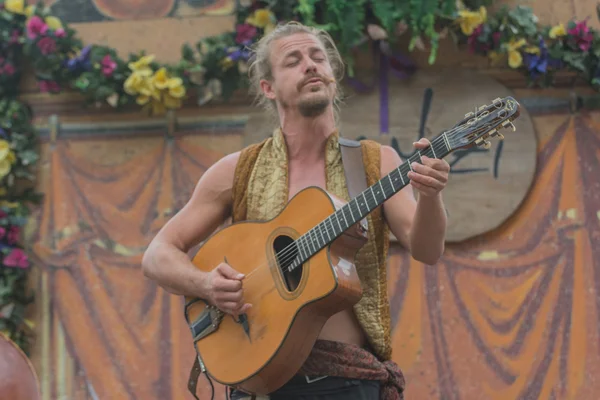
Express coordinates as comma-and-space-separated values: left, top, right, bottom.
289, 132, 452, 270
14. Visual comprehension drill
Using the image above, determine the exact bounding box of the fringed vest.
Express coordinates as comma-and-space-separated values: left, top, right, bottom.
231, 129, 392, 360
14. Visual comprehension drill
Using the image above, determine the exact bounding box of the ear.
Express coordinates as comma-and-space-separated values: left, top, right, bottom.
260, 79, 276, 100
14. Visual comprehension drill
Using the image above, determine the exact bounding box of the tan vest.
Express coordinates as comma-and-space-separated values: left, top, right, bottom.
232, 129, 392, 360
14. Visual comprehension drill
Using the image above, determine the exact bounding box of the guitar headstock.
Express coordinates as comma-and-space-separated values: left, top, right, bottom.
445, 96, 521, 151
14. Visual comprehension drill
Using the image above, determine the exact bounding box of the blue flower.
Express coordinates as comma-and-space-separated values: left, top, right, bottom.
64, 45, 92, 73
227, 48, 251, 62
523, 39, 562, 79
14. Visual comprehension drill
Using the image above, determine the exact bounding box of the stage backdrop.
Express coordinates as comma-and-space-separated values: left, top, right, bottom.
24, 100, 600, 399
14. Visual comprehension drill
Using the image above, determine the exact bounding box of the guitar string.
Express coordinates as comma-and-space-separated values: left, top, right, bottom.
230, 114, 500, 287
237, 137, 453, 284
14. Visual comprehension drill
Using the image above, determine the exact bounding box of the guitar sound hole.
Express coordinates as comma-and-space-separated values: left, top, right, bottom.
273, 235, 303, 292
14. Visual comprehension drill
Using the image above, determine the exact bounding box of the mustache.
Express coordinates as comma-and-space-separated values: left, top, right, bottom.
297, 74, 335, 91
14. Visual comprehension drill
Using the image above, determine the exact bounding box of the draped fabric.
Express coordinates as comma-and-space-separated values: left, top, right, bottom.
389, 113, 600, 399
30, 134, 228, 399
28, 112, 600, 400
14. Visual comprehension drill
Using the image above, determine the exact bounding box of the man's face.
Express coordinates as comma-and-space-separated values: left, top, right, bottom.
261, 33, 336, 118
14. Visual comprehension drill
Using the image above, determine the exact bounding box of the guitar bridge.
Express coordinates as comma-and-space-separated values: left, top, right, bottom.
188, 301, 225, 341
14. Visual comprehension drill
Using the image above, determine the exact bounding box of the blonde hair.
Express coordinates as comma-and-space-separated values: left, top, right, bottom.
247, 21, 345, 121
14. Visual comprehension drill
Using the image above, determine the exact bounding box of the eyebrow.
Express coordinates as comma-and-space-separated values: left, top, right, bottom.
283, 47, 326, 60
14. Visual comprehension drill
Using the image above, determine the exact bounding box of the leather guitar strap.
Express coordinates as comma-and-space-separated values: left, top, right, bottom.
338, 137, 369, 224
187, 137, 368, 400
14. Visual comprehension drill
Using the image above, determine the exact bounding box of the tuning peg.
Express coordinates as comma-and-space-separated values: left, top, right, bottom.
493, 97, 501, 103
465, 112, 474, 118
478, 105, 487, 111
482, 140, 491, 149
502, 121, 516, 131
496, 132, 504, 140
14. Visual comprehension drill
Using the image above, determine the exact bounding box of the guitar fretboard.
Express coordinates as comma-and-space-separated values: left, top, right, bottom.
283, 132, 452, 272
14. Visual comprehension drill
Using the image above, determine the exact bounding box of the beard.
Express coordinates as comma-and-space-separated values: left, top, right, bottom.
297, 90, 331, 118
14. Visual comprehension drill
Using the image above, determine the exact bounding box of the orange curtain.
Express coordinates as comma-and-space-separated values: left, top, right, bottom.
31, 134, 223, 399
390, 114, 600, 399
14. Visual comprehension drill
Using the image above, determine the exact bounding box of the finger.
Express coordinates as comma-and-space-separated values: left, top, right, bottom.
410, 180, 438, 197
420, 156, 450, 172
213, 277, 243, 292
215, 290, 243, 303
216, 263, 245, 280
408, 171, 445, 191
412, 138, 432, 149
410, 162, 448, 184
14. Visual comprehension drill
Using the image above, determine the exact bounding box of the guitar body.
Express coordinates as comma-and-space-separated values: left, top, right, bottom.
184, 186, 366, 395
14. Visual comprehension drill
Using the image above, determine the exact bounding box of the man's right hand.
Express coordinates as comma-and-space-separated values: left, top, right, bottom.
205, 263, 252, 316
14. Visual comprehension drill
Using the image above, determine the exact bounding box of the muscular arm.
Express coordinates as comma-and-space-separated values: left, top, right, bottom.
380, 145, 446, 265
141, 151, 240, 298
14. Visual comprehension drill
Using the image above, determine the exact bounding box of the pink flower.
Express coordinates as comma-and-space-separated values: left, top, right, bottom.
3, 248, 29, 269
27, 16, 48, 40
7, 226, 19, 245
0, 63, 15, 76
37, 36, 56, 55
0, 227, 6, 239
55, 28, 66, 38
39, 80, 60, 93
101, 54, 117, 77
568, 20, 593, 51
235, 23, 257, 45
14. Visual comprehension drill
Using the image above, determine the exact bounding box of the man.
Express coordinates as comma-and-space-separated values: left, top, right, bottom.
142, 21, 449, 400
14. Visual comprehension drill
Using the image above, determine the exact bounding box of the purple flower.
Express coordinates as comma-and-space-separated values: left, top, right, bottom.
523, 39, 562, 79
227, 48, 251, 62
65, 45, 92, 72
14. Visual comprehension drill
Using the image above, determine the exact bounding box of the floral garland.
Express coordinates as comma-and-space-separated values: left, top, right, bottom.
1, 0, 600, 353
455, 4, 600, 88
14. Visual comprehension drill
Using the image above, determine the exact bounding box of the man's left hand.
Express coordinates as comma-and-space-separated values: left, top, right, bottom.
407, 138, 450, 197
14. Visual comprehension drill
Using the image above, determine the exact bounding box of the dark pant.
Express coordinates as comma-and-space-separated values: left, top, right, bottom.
230, 375, 380, 400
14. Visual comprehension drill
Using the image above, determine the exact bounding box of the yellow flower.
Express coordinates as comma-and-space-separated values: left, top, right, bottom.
45, 16, 63, 30
457, 6, 486, 36
152, 67, 170, 89
5, 0, 24, 14
24, 5, 35, 16
0, 140, 11, 161
167, 78, 185, 98
506, 38, 526, 68
123, 69, 152, 95
508, 51, 523, 68
128, 55, 155, 72
0, 160, 11, 179
246, 9, 275, 29
549, 23, 567, 39
524, 46, 540, 55
220, 56, 235, 71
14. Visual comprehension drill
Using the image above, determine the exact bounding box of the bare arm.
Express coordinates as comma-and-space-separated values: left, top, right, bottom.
141, 151, 240, 299
380, 144, 447, 265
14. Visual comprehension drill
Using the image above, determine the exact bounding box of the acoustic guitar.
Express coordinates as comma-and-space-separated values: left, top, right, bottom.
184, 96, 521, 395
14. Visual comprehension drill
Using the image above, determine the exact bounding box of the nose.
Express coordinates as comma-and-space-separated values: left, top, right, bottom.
304, 58, 317, 74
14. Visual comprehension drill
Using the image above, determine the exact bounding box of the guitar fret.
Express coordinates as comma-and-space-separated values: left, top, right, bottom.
340, 208, 349, 227
316, 225, 325, 245
348, 200, 357, 221
298, 238, 307, 261
442, 132, 451, 152
430, 145, 437, 158
335, 213, 343, 232
378, 181, 386, 199
387, 175, 394, 192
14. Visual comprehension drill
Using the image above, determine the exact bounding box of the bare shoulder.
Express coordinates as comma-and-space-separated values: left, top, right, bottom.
152, 151, 242, 252
190, 150, 241, 208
